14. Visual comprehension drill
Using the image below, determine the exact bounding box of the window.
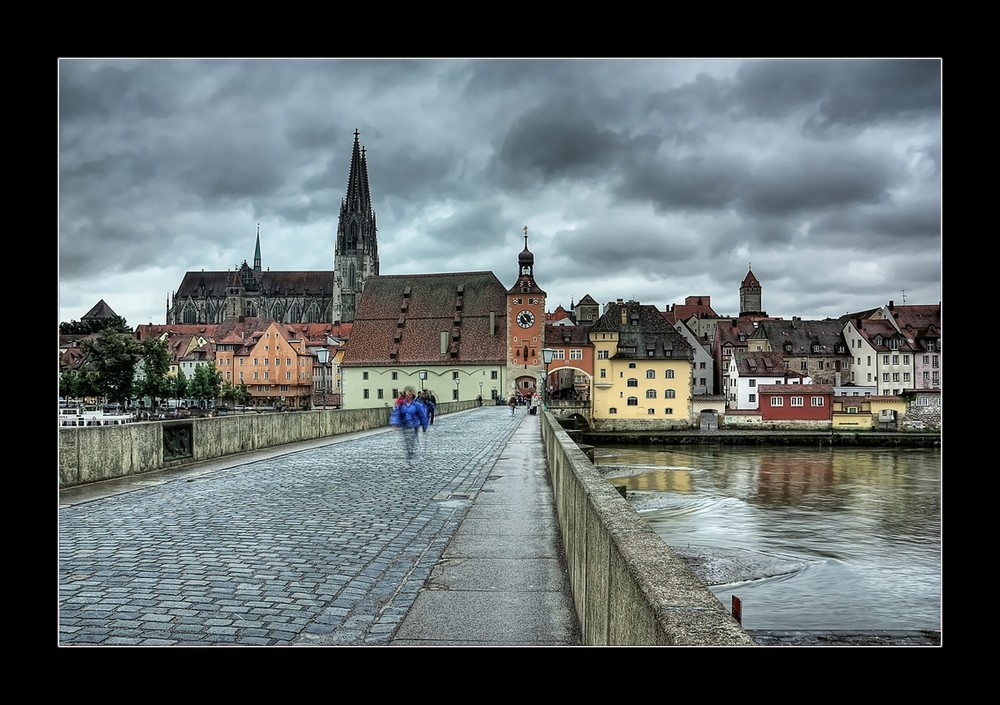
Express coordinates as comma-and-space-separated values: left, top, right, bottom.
392, 371, 398, 380
927, 341, 936, 352
646, 389, 657, 399
791, 396, 804, 407
253, 372, 259, 380
647, 408, 655, 415
627, 378, 638, 387
665, 369, 675, 379
363, 372, 369, 380
889, 338, 900, 350
491, 371, 498, 379
771, 396, 783, 406
570, 349, 583, 360
883, 355, 890, 365
664, 408, 673, 415
627, 397, 638, 406
847, 406, 858, 414
932, 372, 939, 385
892, 373, 900, 382
923, 371, 929, 381
452, 371, 459, 380
749, 379, 756, 387
363, 389, 369, 399
628, 362, 636, 369
598, 350, 609, 359
392, 389, 399, 399
699, 362, 706, 369
818, 360, 825, 369
932, 356, 939, 368
903, 373, 910, 382
263, 358, 269, 366
748, 394, 756, 403
646, 369, 656, 379
867, 373, 872, 382
599, 369, 607, 378
609, 407, 618, 414
811, 396, 824, 407
800, 361, 808, 370
665, 389, 676, 398
699, 378, 706, 386
286, 358, 292, 366
892, 355, 899, 365
285, 371, 291, 381
882, 373, 890, 382
253, 358, 259, 366
903, 355, 909, 364
377, 389, 384, 399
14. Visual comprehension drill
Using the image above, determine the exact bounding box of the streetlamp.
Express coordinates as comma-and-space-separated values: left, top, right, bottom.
542, 348, 555, 409
418, 370, 427, 391
454, 377, 460, 401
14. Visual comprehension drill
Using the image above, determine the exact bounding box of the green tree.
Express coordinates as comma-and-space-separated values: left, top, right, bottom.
170, 369, 189, 407
189, 364, 222, 408
59, 315, 131, 336
59, 369, 100, 402
137, 338, 173, 410
80, 329, 140, 405
235, 382, 252, 409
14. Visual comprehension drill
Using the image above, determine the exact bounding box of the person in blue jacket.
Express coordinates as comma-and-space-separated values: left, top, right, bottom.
390, 386, 429, 461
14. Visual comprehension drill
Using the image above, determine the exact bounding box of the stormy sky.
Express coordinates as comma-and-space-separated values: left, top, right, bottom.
58, 58, 941, 328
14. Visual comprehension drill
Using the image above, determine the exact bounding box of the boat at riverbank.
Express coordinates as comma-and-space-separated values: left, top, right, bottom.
58, 405, 134, 427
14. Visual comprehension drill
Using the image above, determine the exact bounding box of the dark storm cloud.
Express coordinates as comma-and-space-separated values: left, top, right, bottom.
58, 58, 942, 326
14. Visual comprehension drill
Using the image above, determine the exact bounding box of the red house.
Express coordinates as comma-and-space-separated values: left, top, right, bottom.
758, 383, 833, 422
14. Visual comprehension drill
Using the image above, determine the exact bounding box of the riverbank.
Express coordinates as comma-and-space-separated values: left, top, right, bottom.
578, 429, 941, 447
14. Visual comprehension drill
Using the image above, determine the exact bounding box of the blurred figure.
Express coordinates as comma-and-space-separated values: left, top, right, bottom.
509, 396, 516, 416
390, 386, 429, 461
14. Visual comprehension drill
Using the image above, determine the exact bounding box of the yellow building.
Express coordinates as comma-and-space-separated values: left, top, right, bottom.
589, 300, 696, 431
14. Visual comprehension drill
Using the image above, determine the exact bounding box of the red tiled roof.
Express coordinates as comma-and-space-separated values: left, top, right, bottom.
342, 272, 508, 367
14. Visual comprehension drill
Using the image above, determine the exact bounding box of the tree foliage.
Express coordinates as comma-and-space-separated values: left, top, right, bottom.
80, 329, 140, 405
189, 364, 222, 407
137, 338, 173, 409
59, 316, 131, 336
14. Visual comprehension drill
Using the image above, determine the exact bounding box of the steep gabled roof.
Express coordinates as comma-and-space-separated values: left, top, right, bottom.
342, 272, 508, 367
733, 350, 786, 376
762, 318, 847, 355
591, 300, 694, 360
82, 299, 118, 320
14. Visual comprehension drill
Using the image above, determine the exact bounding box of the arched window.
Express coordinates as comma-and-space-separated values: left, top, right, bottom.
627, 378, 638, 387
646, 369, 656, 379
665, 389, 676, 398
665, 369, 675, 379
627, 397, 638, 406
645, 389, 656, 399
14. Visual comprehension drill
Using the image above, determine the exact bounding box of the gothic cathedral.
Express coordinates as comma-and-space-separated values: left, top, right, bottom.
166, 129, 379, 325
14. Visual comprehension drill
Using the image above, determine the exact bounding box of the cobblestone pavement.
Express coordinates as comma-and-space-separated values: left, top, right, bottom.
58, 408, 523, 646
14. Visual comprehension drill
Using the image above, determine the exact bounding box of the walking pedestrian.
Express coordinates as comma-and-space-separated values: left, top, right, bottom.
390, 386, 429, 461
423, 390, 437, 425
509, 396, 516, 416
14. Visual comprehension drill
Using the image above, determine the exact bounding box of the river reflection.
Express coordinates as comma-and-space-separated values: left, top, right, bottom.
592, 445, 941, 631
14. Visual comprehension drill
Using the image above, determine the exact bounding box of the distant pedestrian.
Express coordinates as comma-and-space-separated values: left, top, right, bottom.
390, 386, 429, 461
509, 396, 516, 416
423, 390, 437, 425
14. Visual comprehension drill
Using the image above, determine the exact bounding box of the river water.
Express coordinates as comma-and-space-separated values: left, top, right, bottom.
590, 444, 941, 631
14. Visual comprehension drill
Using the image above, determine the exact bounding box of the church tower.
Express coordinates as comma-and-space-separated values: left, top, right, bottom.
739, 264, 766, 317
505, 227, 547, 400
332, 129, 380, 324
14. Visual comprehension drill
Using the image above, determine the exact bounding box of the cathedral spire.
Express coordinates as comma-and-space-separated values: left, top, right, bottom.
333, 129, 380, 324
254, 223, 262, 273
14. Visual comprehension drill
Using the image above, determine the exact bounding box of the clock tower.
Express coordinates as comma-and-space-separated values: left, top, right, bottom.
506, 227, 547, 400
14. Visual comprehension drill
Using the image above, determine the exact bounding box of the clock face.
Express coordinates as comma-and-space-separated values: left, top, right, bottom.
517, 310, 535, 328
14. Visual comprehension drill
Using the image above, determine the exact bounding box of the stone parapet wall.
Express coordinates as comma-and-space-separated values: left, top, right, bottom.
540, 411, 755, 646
